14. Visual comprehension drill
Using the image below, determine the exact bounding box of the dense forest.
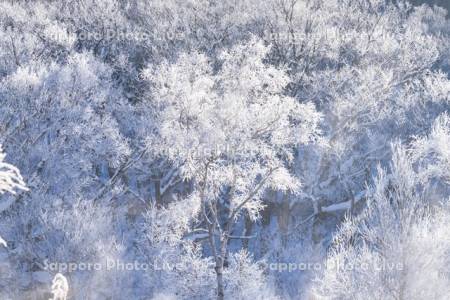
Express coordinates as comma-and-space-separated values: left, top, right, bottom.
0, 0, 449, 299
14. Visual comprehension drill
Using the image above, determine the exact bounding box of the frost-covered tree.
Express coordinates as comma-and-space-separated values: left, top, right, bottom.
0, 145, 27, 247
280, 0, 449, 211
0, 145, 27, 196
145, 37, 321, 299
0, 49, 132, 298
0, 0, 449, 298
312, 116, 450, 299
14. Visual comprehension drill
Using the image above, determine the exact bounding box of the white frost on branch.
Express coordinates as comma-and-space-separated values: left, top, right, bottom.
0, 144, 27, 248
49, 273, 69, 300
0, 145, 28, 195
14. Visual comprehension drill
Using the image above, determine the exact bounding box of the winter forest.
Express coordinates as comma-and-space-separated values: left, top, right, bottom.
0, 0, 450, 299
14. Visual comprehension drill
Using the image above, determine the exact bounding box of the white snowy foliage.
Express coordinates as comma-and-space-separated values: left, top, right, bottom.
49, 273, 69, 300
0, 0, 449, 299
140, 202, 216, 299
0, 145, 27, 248
144, 193, 201, 247
412, 113, 450, 183
0, 145, 27, 196
147, 37, 321, 219
312, 141, 450, 300
224, 250, 280, 300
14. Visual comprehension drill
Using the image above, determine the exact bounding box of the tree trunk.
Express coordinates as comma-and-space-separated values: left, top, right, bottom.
214, 256, 225, 300
155, 179, 161, 208
242, 212, 253, 250
278, 193, 290, 247
208, 223, 227, 300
